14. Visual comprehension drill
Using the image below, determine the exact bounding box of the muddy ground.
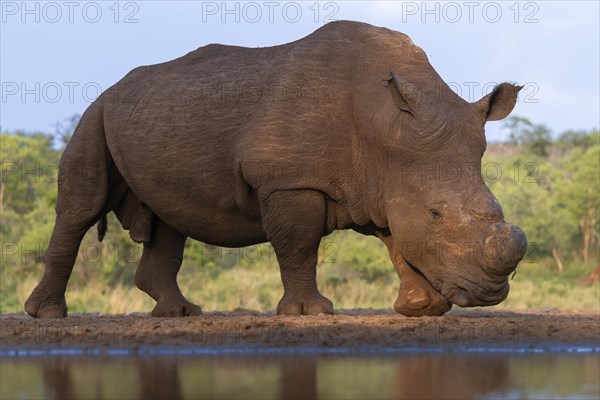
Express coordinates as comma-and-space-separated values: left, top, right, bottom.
1, 309, 599, 351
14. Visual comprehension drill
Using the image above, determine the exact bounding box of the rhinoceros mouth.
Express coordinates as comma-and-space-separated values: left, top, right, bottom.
403, 258, 447, 297
403, 258, 510, 307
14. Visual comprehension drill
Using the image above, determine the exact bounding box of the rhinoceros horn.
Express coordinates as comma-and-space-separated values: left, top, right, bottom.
388, 70, 446, 136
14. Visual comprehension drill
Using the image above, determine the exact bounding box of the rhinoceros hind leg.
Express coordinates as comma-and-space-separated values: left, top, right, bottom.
25, 104, 109, 318
25, 218, 100, 319
135, 218, 202, 317
260, 190, 334, 316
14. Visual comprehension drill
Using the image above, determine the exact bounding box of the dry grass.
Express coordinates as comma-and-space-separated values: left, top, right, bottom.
7, 260, 598, 315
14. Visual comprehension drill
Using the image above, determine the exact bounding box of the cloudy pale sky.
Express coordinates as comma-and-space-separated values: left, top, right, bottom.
1, 1, 599, 141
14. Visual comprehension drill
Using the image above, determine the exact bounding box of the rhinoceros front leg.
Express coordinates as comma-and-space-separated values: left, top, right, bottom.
379, 234, 451, 317
260, 190, 333, 315
135, 218, 202, 317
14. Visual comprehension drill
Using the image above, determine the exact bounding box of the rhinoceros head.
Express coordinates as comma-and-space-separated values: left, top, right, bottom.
383, 72, 527, 307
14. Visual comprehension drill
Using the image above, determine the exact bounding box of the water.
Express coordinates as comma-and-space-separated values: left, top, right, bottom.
1, 348, 599, 399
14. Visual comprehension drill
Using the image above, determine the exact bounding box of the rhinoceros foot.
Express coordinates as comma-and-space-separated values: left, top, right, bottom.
151, 297, 203, 317
394, 287, 451, 317
277, 292, 334, 315
25, 285, 67, 318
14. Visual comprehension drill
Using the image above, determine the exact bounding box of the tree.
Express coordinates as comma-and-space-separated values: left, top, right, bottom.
556, 129, 599, 152
503, 116, 553, 157
52, 114, 81, 147
555, 144, 600, 264
0, 123, 140, 300
487, 128, 600, 270
0, 132, 59, 216
486, 156, 579, 272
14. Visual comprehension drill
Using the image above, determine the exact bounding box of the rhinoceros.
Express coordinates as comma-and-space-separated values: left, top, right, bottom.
25, 20, 527, 318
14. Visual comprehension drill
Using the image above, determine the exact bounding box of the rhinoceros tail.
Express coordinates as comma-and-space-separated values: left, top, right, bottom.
97, 214, 108, 242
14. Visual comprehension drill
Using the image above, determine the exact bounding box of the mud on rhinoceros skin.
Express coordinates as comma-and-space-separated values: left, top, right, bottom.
25, 20, 527, 318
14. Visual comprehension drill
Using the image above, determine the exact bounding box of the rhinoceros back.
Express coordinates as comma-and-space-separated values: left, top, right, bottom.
94, 21, 434, 244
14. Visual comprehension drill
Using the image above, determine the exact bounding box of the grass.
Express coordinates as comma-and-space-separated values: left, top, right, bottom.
493, 259, 600, 311
5, 254, 598, 315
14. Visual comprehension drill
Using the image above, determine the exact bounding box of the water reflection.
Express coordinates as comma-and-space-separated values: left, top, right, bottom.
1, 352, 598, 399
393, 356, 510, 399
138, 357, 183, 400
41, 358, 74, 400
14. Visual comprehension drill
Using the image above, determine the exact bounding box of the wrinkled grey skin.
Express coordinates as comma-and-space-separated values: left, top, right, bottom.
25, 21, 527, 318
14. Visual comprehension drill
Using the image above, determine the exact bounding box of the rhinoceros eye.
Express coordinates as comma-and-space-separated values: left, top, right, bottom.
429, 208, 443, 219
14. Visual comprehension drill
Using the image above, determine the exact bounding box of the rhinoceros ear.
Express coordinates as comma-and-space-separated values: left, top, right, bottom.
387, 70, 445, 132
387, 70, 414, 115
474, 83, 523, 122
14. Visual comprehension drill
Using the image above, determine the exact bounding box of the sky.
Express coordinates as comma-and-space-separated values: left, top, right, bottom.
1, 1, 599, 141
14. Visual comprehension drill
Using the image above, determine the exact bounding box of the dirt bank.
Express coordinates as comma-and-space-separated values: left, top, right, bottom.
1, 309, 599, 352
